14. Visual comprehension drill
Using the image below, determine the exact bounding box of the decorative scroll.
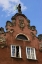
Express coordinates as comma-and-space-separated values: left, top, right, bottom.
6, 21, 13, 27
9, 29, 14, 33
0, 37, 6, 48
38, 34, 42, 41
39, 43, 42, 52
31, 32, 35, 40
12, 19, 16, 26
30, 26, 36, 31
27, 20, 30, 29
0, 27, 5, 34
6, 28, 14, 33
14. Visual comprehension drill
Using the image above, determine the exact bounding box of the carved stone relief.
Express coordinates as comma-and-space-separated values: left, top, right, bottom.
27, 20, 30, 29
6, 28, 14, 33
39, 43, 42, 52
18, 16, 24, 21
9, 29, 14, 33
31, 32, 35, 40
38, 34, 42, 41
18, 17, 25, 30
19, 21, 25, 30
12, 19, 16, 26
30, 26, 36, 31
6, 28, 10, 32
0, 27, 5, 34
6, 21, 13, 27
0, 37, 6, 48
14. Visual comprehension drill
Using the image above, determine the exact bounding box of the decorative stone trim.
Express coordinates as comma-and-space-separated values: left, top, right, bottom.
0, 37, 6, 48
18, 16, 24, 21
27, 20, 30, 28
31, 32, 35, 39
6, 21, 13, 27
19, 21, 25, 30
39, 43, 42, 52
18, 17, 25, 30
6, 28, 14, 33
0, 27, 5, 34
30, 26, 36, 31
38, 34, 42, 41
9, 29, 14, 33
12, 19, 16, 26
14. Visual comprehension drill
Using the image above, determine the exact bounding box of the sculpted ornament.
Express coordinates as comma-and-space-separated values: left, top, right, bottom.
6, 28, 14, 33
12, 19, 16, 26
39, 43, 42, 52
19, 21, 25, 30
27, 20, 30, 29
17, 4, 22, 14
0, 37, 6, 48
31, 32, 35, 40
18, 17, 25, 30
6, 21, 13, 27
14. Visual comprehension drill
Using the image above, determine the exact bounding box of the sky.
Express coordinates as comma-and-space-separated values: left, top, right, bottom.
0, 0, 42, 35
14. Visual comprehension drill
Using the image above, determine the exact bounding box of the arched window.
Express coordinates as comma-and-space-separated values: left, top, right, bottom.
16, 33, 30, 41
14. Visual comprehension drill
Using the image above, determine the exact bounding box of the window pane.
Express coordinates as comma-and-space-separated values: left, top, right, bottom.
30, 48, 34, 59
27, 48, 31, 59
31, 48, 34, 53
16, 46, 19, 57
16, 46, 21, 58
12, 46, 15, 49
27, 48, 30, 55
12, 46, 15, 56
11, 45, 16, 57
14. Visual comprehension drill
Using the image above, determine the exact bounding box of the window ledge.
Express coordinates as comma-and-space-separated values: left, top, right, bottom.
14, 57, 22, 59
11, 57, 22, 59
27, 58, 38, 61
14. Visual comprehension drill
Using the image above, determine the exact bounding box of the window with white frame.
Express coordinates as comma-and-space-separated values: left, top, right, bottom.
26, 47, 36, 60
11, 45, 21, 58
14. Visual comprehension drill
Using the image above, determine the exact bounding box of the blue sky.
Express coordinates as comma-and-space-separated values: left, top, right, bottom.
0, 0, 42, 35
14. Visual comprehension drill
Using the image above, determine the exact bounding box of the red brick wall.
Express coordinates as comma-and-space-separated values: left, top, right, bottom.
0, 15, 42, 64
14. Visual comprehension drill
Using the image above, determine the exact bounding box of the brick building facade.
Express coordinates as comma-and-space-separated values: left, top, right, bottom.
0, 4, 42, 64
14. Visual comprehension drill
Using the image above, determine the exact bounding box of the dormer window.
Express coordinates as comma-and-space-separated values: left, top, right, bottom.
16, 34, 30, 41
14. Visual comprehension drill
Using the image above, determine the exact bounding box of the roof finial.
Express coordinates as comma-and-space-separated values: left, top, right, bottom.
17, 4, 22, 14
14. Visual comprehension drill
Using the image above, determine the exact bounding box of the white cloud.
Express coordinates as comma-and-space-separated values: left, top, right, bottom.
0, 0, 27, 16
